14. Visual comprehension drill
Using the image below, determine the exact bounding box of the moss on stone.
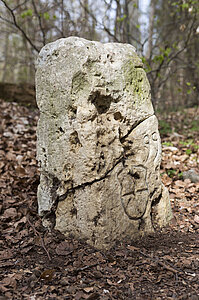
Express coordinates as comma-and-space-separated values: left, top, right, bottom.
71, 71, 88, 94
123, 59, 149, 104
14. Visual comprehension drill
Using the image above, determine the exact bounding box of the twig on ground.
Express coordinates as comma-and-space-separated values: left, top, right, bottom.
27, 217, 52, 261
73, 262, 100, 274
128, 246, 184, 275
140, 251, 182, 274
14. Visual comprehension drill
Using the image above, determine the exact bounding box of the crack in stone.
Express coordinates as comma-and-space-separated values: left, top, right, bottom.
119, 114, 153, 143
57, 154, 125, 202
122, 187, 148, 198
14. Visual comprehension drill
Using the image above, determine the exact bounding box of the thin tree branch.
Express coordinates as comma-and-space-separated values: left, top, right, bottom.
0, 0, 40, 53
27, 217, 51, 261
13, 0, 30, 12
31, 0, 46, 45
79, 0, 120, 42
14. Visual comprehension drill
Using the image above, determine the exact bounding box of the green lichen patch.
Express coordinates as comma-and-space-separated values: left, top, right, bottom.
122, 59, 150, 104
71, 71, 88, 94
71, 71, 91, 105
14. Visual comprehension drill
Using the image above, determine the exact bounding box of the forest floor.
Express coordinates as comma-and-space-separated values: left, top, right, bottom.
0, 99, 198, 300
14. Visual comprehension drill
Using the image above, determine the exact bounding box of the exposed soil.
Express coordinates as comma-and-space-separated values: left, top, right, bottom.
0, 99, 198, 299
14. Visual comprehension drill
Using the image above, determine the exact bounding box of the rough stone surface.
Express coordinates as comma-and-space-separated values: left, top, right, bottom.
182, 169, 199, 183
36, 37, 172, 249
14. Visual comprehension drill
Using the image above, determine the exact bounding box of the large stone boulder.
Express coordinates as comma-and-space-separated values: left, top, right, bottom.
36, 37, 172, 249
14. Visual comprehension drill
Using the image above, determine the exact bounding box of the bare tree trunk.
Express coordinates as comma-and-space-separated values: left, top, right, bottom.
146, 0, 155, 60
1, 31, 9, 82
81, 0, 89, 37
124, 0, 130, 43
114, 0, 122, 41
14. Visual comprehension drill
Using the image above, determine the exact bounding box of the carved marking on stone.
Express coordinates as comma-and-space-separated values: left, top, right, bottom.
119, 165, 149, 220
118, 116, 162, 220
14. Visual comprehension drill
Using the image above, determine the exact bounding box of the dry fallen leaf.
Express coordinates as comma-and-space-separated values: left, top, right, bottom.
40, 269, 55, 282
83, 287, 94, 293
14, 216, 27, 229
127, 245, 139, 251
3, 208, 18, 219
107, 279, 113, 285
0, 277, 12, 286
0, 161, 5, 169
15, 166, 26, 177
129, 282, 134, 292
0, 249, 13, 261
55, 241, 74, 256
193, 215, 199, 224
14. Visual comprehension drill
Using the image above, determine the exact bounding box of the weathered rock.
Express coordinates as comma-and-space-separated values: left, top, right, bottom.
36, 37, 172, 249
182, 169, 199, 183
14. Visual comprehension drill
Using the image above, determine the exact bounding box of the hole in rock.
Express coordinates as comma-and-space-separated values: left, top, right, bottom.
155, 165, 160, 171
69, 131, 81, 145
131, 172, 140, 179
71, 108, 77, 116
59, 127, 64, 133
90, 92, 112, 114
91, 164, 96, 171
123, 145, 132, 153
100, 152, 105, 159
70, 207, 77, 217
114, 112, 123, 121
93, 214, 100, 226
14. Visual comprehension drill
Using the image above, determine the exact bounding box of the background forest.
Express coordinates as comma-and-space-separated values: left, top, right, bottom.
0, 0, 199, 110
